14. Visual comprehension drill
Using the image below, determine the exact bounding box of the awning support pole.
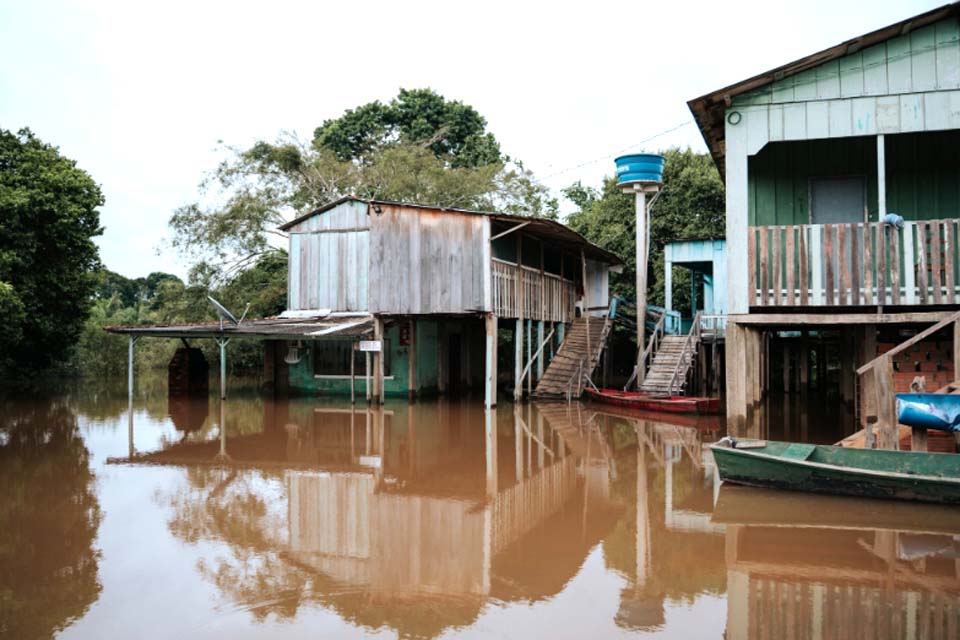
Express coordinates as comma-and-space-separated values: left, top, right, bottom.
216, 337, 230, 400
127, 335, 137, 458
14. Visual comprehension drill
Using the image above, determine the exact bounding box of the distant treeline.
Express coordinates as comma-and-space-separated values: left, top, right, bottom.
71, 254, 287, 377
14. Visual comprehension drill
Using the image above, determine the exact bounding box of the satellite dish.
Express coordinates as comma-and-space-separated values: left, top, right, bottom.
207, 296, 239, 325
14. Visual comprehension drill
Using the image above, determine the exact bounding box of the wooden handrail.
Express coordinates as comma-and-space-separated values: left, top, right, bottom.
856, 309, 960, 375
667, 311, 702, 394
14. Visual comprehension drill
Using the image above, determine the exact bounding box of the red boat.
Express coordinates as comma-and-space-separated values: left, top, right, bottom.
584, 387, 722, 415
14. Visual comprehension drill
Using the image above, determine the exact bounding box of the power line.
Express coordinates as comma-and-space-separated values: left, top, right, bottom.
540, 120, 694, 181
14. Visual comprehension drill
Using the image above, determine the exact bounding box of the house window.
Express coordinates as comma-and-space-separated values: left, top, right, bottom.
810, 176, 866, 225
313, 341, 390, 376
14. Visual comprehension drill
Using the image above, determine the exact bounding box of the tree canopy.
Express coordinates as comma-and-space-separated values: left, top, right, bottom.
0, 128, 103, 374
314, 88, 502, 168
170, 89, 556, 280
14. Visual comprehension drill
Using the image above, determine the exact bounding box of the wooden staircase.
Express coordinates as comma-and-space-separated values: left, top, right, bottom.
533, 316, 609, 399
639, 313, 702, 395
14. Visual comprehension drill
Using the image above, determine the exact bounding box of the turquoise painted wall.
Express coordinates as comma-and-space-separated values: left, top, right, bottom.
886, 131, 960, 221
748, 131, 960, 226
286, 319, 485, 397
748, 136, 878, 226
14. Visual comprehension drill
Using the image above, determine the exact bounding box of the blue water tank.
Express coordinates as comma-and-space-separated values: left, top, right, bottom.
615, 153, 664, 186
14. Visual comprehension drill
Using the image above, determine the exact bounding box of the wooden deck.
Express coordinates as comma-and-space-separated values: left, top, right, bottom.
491, 258, 575, 322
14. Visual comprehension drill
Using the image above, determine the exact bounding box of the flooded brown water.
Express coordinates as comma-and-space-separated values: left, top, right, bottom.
1, 378, 959, 639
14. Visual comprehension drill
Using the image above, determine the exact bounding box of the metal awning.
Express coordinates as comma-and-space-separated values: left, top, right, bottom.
105, 312, 375, 341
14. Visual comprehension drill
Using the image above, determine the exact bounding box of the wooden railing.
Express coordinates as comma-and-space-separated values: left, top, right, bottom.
749, 219, 960, 307
491, 258, 575, 322
667, 311, 702, 395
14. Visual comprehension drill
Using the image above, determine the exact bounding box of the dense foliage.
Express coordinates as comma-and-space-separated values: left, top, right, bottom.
169, 88, 557, 286
0, 128, 103, 375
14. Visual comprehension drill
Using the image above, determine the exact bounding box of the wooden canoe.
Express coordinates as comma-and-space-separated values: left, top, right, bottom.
584, 388, 721, 415
710, 439, 960, 505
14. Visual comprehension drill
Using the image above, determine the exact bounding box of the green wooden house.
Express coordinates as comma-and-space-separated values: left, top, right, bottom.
688, 3, 960, 431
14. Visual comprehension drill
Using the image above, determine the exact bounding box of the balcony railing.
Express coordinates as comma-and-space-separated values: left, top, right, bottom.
749, 218, 960, 307
491, 258, 576, 322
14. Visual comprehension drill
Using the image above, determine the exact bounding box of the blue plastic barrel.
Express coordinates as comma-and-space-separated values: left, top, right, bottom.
615, 153, 665, 186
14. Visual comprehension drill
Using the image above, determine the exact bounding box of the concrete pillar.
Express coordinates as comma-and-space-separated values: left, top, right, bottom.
664, 258, 673, 313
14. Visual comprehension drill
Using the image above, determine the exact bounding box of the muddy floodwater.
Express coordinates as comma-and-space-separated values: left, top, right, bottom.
2, 378, 959, 639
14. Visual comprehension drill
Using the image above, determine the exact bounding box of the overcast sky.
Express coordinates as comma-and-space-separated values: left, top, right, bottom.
0, 0, 942, 279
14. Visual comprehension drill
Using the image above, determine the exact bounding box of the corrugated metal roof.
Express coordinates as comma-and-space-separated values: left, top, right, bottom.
279, 196, 623, 265
105, 313, 375, 340
687, 2, 960, 177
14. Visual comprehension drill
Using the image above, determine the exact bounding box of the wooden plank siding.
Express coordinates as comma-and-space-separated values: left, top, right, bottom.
733, 17, 960, 108
286, 200, 370, 311
368, 204, 487, 314
750, 219, 960, 307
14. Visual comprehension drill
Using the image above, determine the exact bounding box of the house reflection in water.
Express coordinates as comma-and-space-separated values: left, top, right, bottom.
715, 486, 960, 639
108, 400, 737, 636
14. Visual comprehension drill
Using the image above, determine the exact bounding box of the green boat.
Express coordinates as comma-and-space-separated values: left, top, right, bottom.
710, 438, 960, 505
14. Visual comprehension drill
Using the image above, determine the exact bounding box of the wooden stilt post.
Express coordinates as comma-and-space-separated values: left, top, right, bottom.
365, 352, 371, 404
350, 342, 356, 404
515, 232, 524, 401
373, 317, 385, 405
407, 318, 417, 402
800, 330, 809, 394
725, 321, 747, 434
514, 319, 523, 401
485, 313, 498, 409
536, 320, 544, 382
527, 318, 533, 396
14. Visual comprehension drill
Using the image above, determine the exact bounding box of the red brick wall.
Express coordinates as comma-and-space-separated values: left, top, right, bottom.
878, 339, 955, 393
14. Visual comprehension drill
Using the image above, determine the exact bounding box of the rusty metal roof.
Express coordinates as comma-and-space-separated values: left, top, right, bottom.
105, 313, 375, 340
687, 2, 960, 177
279, 196, 623, 265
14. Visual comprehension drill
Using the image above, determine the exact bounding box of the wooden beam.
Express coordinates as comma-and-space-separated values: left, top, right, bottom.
490, 221, 531, 242
857, 309, 960, 374
733, 311, 960, 328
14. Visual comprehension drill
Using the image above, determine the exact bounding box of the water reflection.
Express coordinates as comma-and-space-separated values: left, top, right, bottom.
0, 397, 102, 639
107, 398, 731, 637
715, 486, 960, 638
11, 376, 956, 639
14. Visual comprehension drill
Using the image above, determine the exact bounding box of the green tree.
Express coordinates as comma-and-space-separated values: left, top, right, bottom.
314, 88, 501, 168
565, 148, 724, 316
0, 128, 104, 374
170, 89, 556, 282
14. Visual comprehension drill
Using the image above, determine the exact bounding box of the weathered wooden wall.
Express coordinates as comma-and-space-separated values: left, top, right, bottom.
368, 205, 487, 314
287, 200, 369, 311
733, 18, 960, 108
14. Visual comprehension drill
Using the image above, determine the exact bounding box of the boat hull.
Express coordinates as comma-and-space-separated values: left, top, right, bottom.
585, 388, 721, 415
711, 441, 960, 505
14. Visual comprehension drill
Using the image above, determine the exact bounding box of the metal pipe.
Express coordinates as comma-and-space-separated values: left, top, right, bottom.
219, 338, 228, 399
